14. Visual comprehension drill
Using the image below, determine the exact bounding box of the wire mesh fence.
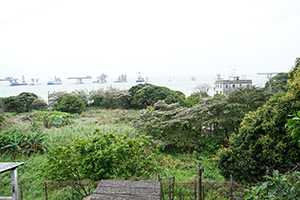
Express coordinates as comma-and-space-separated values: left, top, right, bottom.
19, 179, 98, 200
16, 162, 250, 200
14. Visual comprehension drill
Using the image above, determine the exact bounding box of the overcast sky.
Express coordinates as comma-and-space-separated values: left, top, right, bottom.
0, 0, 299, 80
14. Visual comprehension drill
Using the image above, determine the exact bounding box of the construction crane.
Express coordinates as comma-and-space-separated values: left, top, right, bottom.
93, 73, 108, 84
67, 76, 92, 84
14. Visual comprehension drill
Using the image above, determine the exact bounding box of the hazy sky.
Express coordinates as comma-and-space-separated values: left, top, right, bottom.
0, 0, 299, 80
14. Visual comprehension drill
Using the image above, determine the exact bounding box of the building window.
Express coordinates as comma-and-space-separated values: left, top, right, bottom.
233, 84, 235, 88
226, 85, 228, 88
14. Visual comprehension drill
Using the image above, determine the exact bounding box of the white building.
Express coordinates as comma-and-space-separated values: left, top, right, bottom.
214, 74, 252, 96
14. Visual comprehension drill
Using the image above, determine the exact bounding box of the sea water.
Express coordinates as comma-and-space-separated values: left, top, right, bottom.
0, 73, 268, 101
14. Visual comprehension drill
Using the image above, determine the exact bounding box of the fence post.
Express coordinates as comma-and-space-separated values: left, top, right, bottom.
158, 174, 162, 200
197, 163, 202, 200
194, 177, 197, 200
45, 181, 48, 200
230, 174, 233, 200
20, 180, 23, 200
172, 176, 175, 200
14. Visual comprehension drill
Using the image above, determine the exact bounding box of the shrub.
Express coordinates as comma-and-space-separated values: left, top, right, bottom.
43, 131, 160, 182
31, 99, 47, 110
89, 87, 132, 109
56, 94, 85, 114
48, 91, 68, 108
1, 92, 38, 113
32, 111, 74, 128
244, 170, 300, 199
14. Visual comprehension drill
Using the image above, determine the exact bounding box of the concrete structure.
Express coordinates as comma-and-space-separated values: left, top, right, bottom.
67, 76, 92, 84
214, 74, 252, 96
0, 162, 24, 200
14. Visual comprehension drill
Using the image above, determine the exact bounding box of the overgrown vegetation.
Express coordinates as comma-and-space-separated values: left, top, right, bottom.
1, 57, 300, 199
56, 94, 85, 114
217, 57, 300, 183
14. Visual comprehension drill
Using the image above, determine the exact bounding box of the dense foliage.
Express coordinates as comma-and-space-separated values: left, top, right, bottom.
286, 111, 300, 147
134, 87, 271, 153
31, 111, 75, 128
217, 60, 300, 183
0, 128, 49, 158
244, 170, 300, 199
43, 131, 160, 182
1, 92, 38, 113
89, 87, 132, 109
264, 72, 289, 94
56, 94, 85, 114
226, 86, 272, 112
129, 83, 186, 109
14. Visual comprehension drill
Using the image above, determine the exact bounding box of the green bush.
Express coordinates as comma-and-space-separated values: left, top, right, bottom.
1, 92, 38, 113
56, 94, 85, 114
43, 131, 160, 182
30, 99, 47, 110
32, 111, 75, 128
89, 87, 132, 109
244, 170, 300, 199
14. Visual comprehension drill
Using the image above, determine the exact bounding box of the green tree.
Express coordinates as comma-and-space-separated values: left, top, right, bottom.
199, 94, 245, 140
129, 84, 186, 109
264, 73, 289, 94
226, 86, 272, 112
216, 60, 300, 183
56, 94, 85, 114
186, 91, 209, 107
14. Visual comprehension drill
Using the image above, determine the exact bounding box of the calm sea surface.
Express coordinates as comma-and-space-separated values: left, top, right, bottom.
0, 74, 267, 101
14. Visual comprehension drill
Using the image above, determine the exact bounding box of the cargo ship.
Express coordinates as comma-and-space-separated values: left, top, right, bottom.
114, 74, 127, 83
47, 76, 62, 85
9, 75, 28, 86
136, 71, 145, 83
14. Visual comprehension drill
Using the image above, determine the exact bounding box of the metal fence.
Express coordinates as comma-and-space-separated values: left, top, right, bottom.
17, 163, 248, 200
19, 179, 98, 200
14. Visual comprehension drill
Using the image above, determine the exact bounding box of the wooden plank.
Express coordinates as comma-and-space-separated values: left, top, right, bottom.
96, 180, 160, 189
0, 163, 24, 173
94, 186, 159, 196
91, 180, 161, 200
90, 194, 159, 200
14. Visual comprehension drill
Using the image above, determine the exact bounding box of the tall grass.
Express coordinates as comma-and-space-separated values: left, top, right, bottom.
45, 123, 139, 148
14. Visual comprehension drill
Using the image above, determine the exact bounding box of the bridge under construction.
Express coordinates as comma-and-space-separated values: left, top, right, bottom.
67, 76, 91, 84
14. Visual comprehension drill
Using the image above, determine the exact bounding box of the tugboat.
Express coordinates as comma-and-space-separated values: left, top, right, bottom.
136, 71, 145, 83
9, 75, 28, 86
47, 76, 62, 85
114, 74, 127, 83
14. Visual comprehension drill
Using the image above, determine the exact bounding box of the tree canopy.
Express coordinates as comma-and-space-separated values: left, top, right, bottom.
216, 59, 300, 183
